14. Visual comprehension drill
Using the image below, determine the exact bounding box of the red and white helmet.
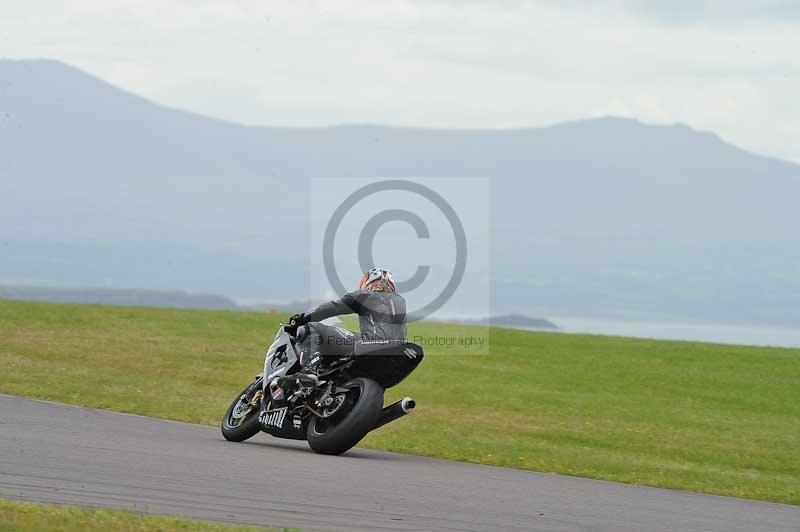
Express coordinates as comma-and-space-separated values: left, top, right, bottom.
358, 268, 396, 292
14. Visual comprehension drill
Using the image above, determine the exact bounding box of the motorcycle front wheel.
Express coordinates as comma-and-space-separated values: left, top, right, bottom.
221, 381, 263, 442
306, 377, 383, 455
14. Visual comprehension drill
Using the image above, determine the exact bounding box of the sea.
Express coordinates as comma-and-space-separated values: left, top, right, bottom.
549, 316, 800, 349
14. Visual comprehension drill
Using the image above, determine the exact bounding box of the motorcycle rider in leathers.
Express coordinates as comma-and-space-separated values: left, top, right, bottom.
287, 268, 407, 380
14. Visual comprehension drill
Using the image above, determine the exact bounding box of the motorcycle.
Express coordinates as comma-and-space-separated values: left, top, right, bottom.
221, 321, 424, 455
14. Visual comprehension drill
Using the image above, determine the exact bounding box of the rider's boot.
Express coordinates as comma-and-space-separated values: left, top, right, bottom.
279, 349, 323, 388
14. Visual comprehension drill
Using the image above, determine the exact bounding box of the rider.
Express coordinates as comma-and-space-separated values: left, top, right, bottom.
288, 268, 407, 378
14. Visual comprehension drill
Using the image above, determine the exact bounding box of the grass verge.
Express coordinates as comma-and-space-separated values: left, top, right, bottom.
0, 498, 295, 531
1, 299, 798, 504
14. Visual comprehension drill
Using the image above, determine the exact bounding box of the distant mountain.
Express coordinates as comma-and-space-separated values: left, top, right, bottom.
2, 59, 800, 326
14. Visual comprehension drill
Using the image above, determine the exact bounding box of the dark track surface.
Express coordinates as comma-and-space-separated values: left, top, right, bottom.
1, 394, 797, 531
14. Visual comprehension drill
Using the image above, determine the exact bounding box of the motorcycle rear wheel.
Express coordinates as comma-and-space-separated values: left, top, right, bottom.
221, 382, 262, 442
306, 377, 383, 455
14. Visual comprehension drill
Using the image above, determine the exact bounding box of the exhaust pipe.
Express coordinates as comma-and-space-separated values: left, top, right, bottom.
373, 397, 416, 430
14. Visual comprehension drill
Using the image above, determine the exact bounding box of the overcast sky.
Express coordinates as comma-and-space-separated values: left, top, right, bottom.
3, 1, 799, 162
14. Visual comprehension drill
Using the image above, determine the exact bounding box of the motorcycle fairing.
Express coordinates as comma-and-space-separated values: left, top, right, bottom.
263, 328, 300, 389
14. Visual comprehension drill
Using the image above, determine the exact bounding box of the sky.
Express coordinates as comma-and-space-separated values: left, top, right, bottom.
2, 0, 799, 162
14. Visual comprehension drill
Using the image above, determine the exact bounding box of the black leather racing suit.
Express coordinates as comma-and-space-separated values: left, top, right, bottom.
297, 289, 407, 368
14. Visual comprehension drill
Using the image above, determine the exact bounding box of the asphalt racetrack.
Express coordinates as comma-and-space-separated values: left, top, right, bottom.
0, 394, 797, 531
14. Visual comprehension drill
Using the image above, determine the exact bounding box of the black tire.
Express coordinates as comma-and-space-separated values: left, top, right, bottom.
221, 382, 263, 442
306, 378, 383, 455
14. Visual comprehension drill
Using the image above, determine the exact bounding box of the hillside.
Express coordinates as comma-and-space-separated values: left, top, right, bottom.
2, 59, 800, 325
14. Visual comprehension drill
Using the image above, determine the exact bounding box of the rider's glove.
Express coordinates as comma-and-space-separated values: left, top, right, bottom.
289, 313, 308, 327
286, 313, 308, 335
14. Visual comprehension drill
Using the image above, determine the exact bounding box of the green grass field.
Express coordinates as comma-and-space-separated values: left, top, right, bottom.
1, 299, 798, 505
0, 498, 293, 531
